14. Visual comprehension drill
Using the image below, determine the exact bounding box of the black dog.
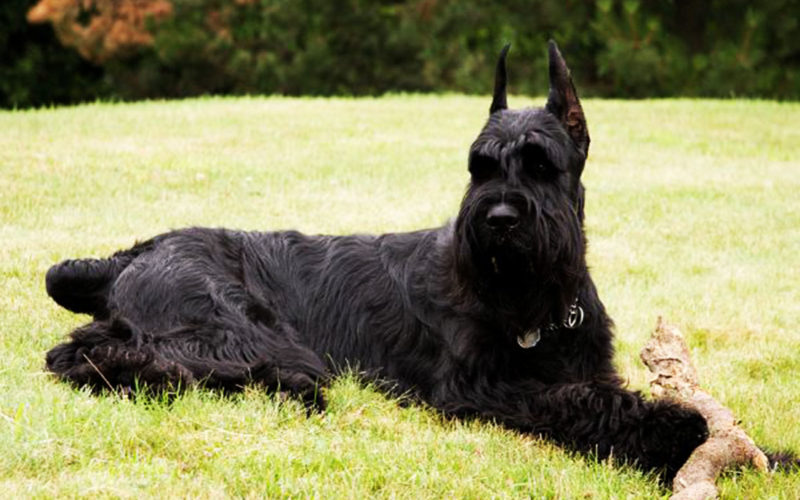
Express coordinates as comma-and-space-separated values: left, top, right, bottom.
45, 42, 709, 481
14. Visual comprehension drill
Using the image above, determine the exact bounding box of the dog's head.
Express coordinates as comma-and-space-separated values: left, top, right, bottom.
454, 41, 590, 314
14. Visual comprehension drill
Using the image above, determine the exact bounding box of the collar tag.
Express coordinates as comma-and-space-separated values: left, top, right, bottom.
517, 328, 541, 349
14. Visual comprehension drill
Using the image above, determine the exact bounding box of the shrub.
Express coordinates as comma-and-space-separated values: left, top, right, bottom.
6, 0, 800, 108
0, 0, 109, 108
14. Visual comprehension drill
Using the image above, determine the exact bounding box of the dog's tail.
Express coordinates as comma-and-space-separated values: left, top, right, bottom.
46, 239, 154, 318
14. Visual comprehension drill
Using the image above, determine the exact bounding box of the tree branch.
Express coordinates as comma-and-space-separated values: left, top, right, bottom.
640, 317, 768, 500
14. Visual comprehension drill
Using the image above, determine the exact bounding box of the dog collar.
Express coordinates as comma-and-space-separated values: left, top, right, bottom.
517, 297, 584, 349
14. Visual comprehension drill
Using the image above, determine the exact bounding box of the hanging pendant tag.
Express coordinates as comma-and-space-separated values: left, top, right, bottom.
517, 328, 541, 349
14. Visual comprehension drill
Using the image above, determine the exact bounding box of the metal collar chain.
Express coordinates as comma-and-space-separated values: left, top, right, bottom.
516, 296, 585, 349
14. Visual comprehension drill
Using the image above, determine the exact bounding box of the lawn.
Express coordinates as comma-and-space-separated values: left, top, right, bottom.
1, 95, 798, 498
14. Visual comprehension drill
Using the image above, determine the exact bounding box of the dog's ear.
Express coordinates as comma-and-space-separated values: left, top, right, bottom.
489, 44, 511, 114
545, 40, 590, 157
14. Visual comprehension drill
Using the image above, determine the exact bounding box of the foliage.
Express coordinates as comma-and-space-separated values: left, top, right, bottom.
0, 0, 109, 108
26, 0, 173, 63
4, 0, 800, 107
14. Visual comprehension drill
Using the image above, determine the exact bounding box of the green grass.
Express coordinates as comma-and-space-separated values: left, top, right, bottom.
1, 95, 799, 498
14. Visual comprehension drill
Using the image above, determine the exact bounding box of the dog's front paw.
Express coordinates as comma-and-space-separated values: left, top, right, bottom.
639, 400, 709, 483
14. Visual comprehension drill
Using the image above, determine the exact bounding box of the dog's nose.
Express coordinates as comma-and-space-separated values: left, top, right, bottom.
486, 203, 519, 229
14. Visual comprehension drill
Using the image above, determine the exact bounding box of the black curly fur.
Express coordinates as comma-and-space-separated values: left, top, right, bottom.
44, 42, 713, 482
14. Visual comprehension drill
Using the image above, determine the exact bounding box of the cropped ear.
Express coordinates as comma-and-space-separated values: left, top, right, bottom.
545, 40, 590, 157
489, 44, 511, 114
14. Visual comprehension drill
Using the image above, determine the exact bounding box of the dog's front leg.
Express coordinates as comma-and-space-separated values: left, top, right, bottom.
443, 381, 708, 482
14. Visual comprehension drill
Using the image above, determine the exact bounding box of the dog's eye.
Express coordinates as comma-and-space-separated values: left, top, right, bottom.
521, 144, 555, 180
469, 154, 500, 182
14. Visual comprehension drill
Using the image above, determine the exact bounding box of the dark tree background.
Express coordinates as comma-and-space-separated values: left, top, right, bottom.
3, 0, 799, 108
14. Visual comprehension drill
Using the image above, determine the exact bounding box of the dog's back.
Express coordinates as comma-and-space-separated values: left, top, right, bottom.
43, 225, 448, 404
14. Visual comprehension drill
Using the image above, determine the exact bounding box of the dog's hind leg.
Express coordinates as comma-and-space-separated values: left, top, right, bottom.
45, 317, 195, 395
152, 317, 330, 411
46, 240, 155, 318
46, 314, 329, 410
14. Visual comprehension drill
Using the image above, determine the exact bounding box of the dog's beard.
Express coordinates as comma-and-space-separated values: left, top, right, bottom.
453, 197, 586, 323
483, 217, 582, 284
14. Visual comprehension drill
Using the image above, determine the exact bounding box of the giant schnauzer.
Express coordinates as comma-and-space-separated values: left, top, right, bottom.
45, 42, 709, 481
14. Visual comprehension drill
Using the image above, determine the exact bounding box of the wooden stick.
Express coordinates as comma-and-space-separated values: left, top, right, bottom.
640, 317, 769, 500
